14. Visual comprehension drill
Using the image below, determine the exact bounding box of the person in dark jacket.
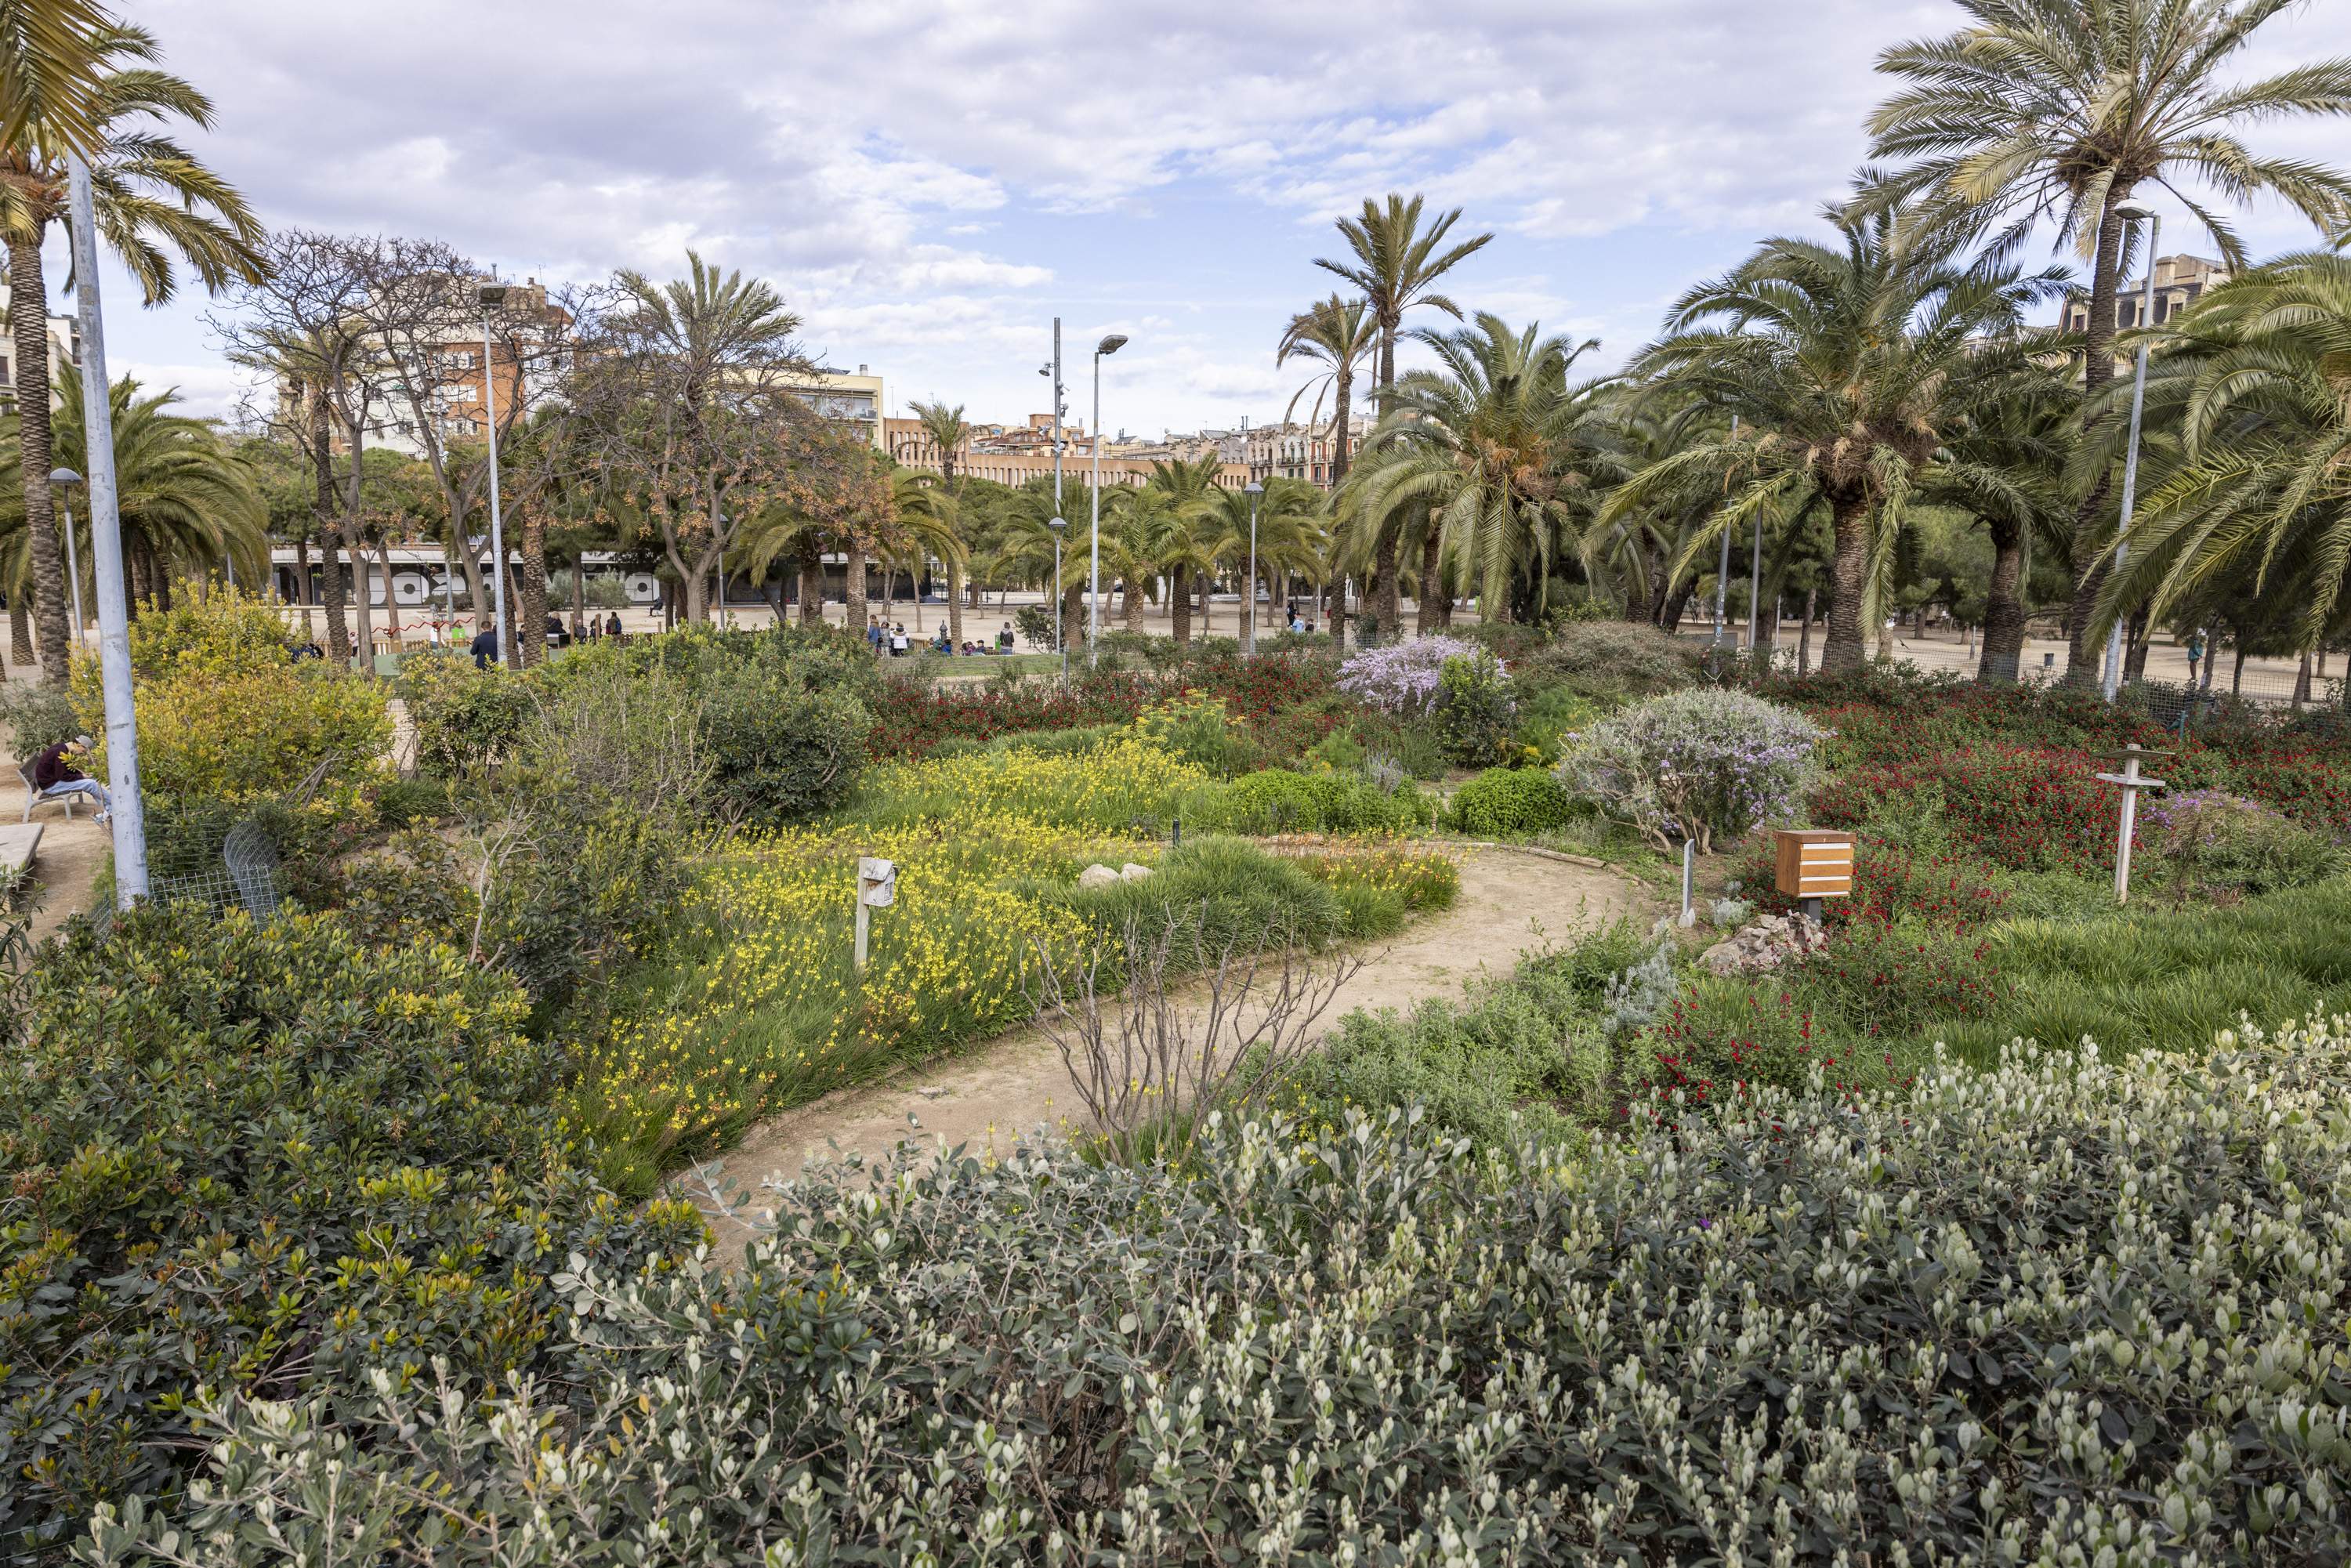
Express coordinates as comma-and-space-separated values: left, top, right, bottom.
30, 737, 110, 820
470, 627, 499, 668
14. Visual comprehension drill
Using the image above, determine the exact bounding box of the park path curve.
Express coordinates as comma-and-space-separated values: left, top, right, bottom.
686, 844, 1646, 1251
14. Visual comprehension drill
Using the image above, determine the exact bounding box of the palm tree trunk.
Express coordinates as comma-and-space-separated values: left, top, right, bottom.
1978, 513, 2027, 683
1197, 571, 1212, 638
519, 512, 549, 668
2124, 606, 2152, 682
153, 548, 172, 612
9, 238, 69, 683
2064, 200, 2130, 680
1172, 572, 1191, 643
947, 558, 964, 646
1820, 491, 1872, 676
9, 595, 30, 668
799, 548, 823, 625
1372, 531, 1401, 636
1415, 527, 1443, 635
1124, 574, 1145, 633
845, 542, 868, 636
1798, 586, 1817, 678
1331, 369, 1353, 490
1660, 578, 1694, 633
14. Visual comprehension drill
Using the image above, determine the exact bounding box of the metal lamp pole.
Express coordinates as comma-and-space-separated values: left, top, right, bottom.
67, 153, 147, 901
478, 283, 512, 666
1243, 481, 1263, 657
2103, 205, 2160, 703
1714, 413, 1739, 644
1089, 332, 1128, 667
1049, 514, 1067, 682
50, 468, 87, 647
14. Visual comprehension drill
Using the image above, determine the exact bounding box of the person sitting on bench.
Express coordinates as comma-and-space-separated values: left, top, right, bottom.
31, 737, 110, 822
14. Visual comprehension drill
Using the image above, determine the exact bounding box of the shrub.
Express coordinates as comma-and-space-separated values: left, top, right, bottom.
398, 652, 538, 775
0, 679, 80, 758
1335, 634, 1477, 714
701, 675, 870, 824
1813, 744, 2114, 875
1512, 683, 1602, 762
0, 906, 701, 1554
1557, 688, 1823, 852
1784, 920, 2007, 1040
1434, 647, 1516, 765
1444, 766, 1577, 837
1208, 765, 1432, 835
1131, 690, 1263, 777
93, 1020, 2351, 1565
2140, 788, 2345, 901
1512, 619, 1699, 698
985, 721, 1128, 758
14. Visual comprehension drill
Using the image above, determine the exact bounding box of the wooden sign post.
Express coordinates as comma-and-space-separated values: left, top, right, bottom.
1773, 828, 1854, 922
854, 856, 897, 972
2093, 744, 2169, 905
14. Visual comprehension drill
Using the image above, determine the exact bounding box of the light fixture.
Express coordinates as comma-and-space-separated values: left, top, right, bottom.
477, 282, 510, 308
1096, 333, 1128, 357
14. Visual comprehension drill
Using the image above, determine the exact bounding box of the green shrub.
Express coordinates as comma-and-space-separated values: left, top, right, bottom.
1512, 619, 1700, 698
985, 722, 1127, 758
1056, 837, 1346, 954
2143, 789, 2346, 902
701, 676, 870, 824
1434, 648, 1516, 765
0, 906, 701, 1555
1444, 766, 1578, 836
1557, 687, 1823, 853
94, 1020, 2351, 1564
1512, 683, 1603, 762
1132, 690, 1265, 777
0, 679, 80, 758
1208, 766, 1432, 835
398, 651, 538, 776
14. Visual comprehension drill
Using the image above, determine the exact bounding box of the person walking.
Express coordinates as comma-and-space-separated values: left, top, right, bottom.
607, 611, 623, 640
2185, 628, 2206, 688
469, 626, 499, 668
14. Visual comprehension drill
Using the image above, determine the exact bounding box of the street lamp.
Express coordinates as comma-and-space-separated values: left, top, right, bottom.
1048, 513, 1068, 683
477, 281, 513, 666
49, 467, 87, 648
2103, 201, 2161, 703
1089, 331, 1128, 667
1243, 481, 1263, 657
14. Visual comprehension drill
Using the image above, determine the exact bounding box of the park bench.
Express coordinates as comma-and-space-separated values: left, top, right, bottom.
17, 759, 79, 822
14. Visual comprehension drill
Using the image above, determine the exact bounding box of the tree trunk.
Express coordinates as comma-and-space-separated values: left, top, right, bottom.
2064, 198, 2130, 679
1124, 573, 1145, 633
799, 549, 823, 625
343, 436, 375, 675
2231, 642, 2246, 697
947, 558, 963, 646
2292, 650, 2313, 709
308, 389, 350, 664
1062, 577, 1083, 650
571, 561, 587, 636
1415, 527, 1443, 635
9, 595, 30, 668
1172, 571, 1192, 643
9, 238, 69, 683
1798, 586, 1817, 677
2124, 605, 2152, 683
1660, 577, 1694, 634
1371, 530, 1401, 637
1820, 491, 1872, 675
845, 544, 868, 636
1978, 512, 2027, 683
293, 535, 313, 636
518, 512, 549, 668
1197, 571, 1213, 639
151, 548, 172, 613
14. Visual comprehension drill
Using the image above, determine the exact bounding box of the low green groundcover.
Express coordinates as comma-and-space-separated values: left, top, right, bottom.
82, 1017, 2351, 1564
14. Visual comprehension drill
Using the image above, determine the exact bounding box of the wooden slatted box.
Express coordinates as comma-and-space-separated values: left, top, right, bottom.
1773, 828, 1854, 900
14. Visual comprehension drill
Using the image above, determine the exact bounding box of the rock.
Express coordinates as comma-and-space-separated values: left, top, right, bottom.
1119, 863, 1153, 882
1699, 940, 1744, 976
1698, 911, 1827, 976
1078, 864, 1122, 890
917, 1086, 947, 1100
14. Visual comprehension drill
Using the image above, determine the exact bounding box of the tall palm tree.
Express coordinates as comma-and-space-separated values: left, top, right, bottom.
1610, 208, 2064, 675
881, 466, 965, 635
907, 398, 973, 644
1315, 194, 1493, 630
0, 371, 263, 620
1928, 380, 2077, 681
2079, 252, 2351, 675
1343, 314, 1613, 627
1139, 456, 1229, 640
1862, 0, 2351, 672
1217, 475, 1326, 631
1276, 294, 1377, 491
0, 21, 264, 680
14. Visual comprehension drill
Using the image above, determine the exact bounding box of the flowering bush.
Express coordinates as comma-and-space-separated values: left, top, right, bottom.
91, 1020, 2351, 1564
1335, 634, 1477, 714
1556, 687, 1823, 852
2140, 788, 2345, 901
1813, 745, 2116, 875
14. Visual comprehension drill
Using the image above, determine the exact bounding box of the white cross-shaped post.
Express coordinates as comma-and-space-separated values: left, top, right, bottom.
2093, 744, 2168, 904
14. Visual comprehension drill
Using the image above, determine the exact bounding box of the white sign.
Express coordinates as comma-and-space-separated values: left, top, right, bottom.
858, 856, 897, 907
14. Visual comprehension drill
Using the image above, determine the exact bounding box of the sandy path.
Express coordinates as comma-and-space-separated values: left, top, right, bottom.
686, 845, 1646, 1248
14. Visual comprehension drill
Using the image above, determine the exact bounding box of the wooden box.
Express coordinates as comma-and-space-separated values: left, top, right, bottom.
1773, 828, 1854, 900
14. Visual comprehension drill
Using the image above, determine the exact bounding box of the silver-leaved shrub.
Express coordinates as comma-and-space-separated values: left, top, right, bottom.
82, 1013, 2351, 1566
1556, 686, 1824, 852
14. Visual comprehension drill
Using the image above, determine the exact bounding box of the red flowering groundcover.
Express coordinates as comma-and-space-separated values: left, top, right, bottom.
1810, 744, 2117, 875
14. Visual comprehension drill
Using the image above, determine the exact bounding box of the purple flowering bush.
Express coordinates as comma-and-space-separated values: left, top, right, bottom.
1337, 636, 1480, 715
2139, 788, 2343, 901
1557, 688, 1823, 852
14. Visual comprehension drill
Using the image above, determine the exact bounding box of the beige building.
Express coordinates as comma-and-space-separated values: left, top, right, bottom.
0, 281, 82, 411
1247, 414, 1372, 488
783, 366, 886, 447
2061, 255, 2230, 334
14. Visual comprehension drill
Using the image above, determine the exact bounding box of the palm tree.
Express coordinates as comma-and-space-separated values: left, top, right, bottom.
0, 21, 264, 680
907, 398, 973, 644
1343, 314, 1613, 627
1315, 194, 1493, 629
1218, 476, 1327, 632
0, 372, 263, 620
2078, 252, 2351, 678
1610, 208, 2063, 675
881, 467, 965, 636
1139, 457, 1228, 640
1862, 0, 2351, 672
1929, 381, 2077, 681
1277, 294, 1377, 491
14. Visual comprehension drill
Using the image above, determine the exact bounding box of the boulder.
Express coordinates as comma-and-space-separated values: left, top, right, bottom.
1078, 864, 1123, 890
1698, 911, 1827, 976
1119, 863, 1154, 882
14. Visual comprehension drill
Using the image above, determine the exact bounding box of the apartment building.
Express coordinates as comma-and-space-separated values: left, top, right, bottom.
2059, 255, 2230, 334
1246, 413, 1373, 488
0, 281, 82, 411
781, 366, 886, 447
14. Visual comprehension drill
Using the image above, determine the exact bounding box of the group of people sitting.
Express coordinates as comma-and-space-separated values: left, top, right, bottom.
868, 621, 1021, 657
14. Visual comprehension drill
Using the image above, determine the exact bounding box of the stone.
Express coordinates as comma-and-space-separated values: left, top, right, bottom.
1119, 863, 1154, 881
1078, 864, 1122, 889
1697, 911, 1828, 976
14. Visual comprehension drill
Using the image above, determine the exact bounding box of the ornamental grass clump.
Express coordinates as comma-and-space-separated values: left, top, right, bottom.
94, 1014, 2351, 1563
1556, 686, 1822, 852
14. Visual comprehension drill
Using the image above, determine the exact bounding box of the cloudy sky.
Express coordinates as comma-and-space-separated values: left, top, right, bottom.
79, 0, 2351, 437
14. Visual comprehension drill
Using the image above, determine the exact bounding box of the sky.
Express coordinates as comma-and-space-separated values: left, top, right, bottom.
76, 0, 2351, 440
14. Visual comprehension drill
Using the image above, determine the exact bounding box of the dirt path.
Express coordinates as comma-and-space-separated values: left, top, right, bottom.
687, 845, 1646, 1248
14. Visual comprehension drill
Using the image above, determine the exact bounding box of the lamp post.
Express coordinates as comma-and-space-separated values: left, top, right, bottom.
1089, 331, 1127, 667
477, 282, 512, 666
1243, 481, 1263, 657
67, 151, 148, 902
1048, 513, 1067, 683
1714, 413, 1739, 646
2103, 203, 2161, 704
49, 468, 87, 648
